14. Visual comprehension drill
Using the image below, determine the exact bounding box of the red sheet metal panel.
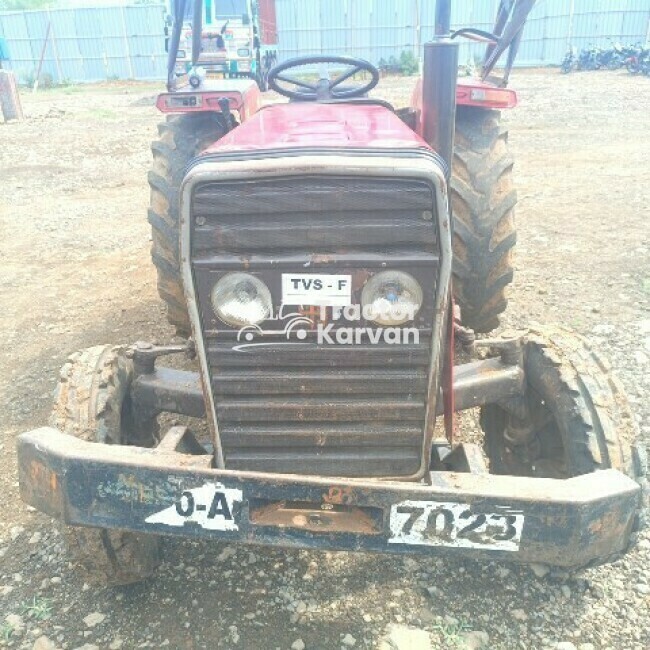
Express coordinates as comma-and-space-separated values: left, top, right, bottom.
258, 0, 278, 45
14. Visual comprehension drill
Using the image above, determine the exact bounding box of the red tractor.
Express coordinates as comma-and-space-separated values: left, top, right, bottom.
18, 0, 646, 585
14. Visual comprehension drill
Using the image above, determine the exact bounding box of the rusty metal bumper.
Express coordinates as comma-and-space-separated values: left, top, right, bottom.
18, 427, 642, 568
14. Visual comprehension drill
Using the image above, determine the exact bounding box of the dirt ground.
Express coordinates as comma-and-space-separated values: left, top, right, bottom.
0, 69, 649, 650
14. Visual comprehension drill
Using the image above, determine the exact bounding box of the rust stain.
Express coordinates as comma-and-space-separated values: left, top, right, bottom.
29, 460, 57, 492
323, 486, 353, 505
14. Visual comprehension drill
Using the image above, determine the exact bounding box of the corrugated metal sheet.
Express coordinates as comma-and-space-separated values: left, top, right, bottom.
0, 1, 648, 83
0, 4, 167, 83
273, 0, 650, 67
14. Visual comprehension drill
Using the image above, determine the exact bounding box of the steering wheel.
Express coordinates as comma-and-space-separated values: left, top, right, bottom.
268, 55, 380, 101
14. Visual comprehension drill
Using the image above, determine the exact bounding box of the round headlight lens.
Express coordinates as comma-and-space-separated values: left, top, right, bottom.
361, 271, 422, 325
211, 273, 272, 327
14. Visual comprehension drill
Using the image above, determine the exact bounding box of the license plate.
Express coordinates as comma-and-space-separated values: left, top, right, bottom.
282, 273, 351, 307
388, 500, 525, 551
145, 483, 243, 531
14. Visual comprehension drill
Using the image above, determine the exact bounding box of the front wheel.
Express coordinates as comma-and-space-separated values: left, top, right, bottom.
480, 326, 640, 480
50, 345, 161, 586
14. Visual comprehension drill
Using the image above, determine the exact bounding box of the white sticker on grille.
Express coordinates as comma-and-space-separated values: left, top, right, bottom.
282, 273, 352, 307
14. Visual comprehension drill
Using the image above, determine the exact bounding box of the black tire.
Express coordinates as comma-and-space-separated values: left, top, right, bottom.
480, 326, 640, 480
148, 113, 226, 337
50, 345, 161, 586
451, 106, 517, 333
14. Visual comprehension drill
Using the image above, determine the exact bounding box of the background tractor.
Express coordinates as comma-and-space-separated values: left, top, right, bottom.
164, 0, 278, 90
17, 0, 645, 586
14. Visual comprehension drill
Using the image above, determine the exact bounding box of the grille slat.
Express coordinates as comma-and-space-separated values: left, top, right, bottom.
192, 248, 438, 269
191, 175, 439, 477
212, 368, 427, 395
224, 448, 421, 476
217, 397, 426, 423
220, 423, 423, 448
193, 177, 434, 215
207, 341, 431, 368
192, 211, 436, 252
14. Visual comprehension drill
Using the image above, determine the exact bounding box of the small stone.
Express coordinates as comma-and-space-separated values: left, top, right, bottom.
341, 633, 356, 647
33, 636, 58, 650
291, 639, 306, 650
635, 584, 650, 595
510, 609, 528, 621
82, 612, 105, 628
295, 600, 307, 614
5, 613, 25, 634
578, 644, 595, 650
50, 577, 62, 585
72, 645, 99, 650
10, 526, 25, 541
495, 566, 510, 579
109, 639, 124, 650
529, 563, 550, 578
29, 532, 42, 545
217, 546, 237, 561
385, 624, 432, 650
460, 631, 490, 650
561, 584, 571, 598
555, 643, 577, 650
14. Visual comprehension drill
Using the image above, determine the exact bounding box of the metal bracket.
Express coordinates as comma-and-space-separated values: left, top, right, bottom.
474, 334, 524, 366
126, 340, 196, 375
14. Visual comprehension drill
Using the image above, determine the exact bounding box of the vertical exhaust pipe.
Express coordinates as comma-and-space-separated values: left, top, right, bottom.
421, 0, 459, 176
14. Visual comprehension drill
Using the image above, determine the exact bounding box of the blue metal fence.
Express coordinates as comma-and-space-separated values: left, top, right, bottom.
0, 1, 649, 84
0, 5, 167, 83
274, 0, 650, 68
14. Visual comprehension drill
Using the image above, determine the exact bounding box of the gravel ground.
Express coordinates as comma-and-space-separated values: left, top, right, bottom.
0, 69, 649, 650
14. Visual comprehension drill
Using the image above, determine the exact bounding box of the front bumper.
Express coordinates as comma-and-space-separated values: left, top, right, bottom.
18, 428, 641, 568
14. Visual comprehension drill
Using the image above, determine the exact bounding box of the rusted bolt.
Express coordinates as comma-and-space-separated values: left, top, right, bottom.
195, 216, 206, 226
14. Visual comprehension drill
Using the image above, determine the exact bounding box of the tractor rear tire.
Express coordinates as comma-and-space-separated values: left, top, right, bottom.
50, 345, 161, 586
480, 326, 642, 481
148, 113, 226, 337
451, 106, 517, 333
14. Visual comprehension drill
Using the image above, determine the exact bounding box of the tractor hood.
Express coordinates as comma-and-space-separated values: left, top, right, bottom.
202, 102, 432, 154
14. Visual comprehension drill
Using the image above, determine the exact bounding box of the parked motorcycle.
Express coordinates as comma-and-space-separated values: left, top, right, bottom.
560, 46, 577, 73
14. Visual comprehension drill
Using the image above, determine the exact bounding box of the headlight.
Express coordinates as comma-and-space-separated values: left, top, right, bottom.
212, 273, 272, 327
237, 48, 251, 57
361, 271, 422, 325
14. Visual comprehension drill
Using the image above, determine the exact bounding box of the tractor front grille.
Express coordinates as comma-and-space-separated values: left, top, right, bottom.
189, 175, 441, 477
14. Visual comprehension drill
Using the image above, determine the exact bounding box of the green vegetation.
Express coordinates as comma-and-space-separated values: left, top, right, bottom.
0, 0, 54, 10
432, 619, 472, 647
0, 622, 15, 642
378, 50, 420, 76
399, 49, 419, 75
20, 596, 52, 621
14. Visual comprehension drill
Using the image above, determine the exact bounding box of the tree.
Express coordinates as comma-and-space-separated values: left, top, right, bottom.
0, 0, 54, 10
